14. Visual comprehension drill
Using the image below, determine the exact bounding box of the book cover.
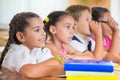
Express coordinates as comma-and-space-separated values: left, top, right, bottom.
66, 71, 114, 76
64, 59, 114, 72
66, 74, 118, 80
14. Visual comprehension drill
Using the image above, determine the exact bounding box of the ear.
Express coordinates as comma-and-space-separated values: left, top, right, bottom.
74, 20, 78, 29
16, 32, 25, 43
49, 25, 56, 34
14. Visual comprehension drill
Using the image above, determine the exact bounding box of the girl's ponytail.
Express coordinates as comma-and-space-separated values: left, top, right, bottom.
0, 12, 40, 69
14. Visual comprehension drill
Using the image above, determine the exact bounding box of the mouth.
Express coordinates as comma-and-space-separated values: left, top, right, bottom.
39, 37, 45, 42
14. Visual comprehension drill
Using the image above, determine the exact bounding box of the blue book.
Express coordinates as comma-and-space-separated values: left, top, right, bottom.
64, 59, 114, 72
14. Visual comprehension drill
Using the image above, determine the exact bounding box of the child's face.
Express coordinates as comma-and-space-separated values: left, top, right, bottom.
22, 18, 46, 49
75, 10, 92, 36
99, 12, 112, 36
54, 15, 74, 44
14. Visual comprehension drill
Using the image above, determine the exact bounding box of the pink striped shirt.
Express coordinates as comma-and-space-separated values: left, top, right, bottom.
90, 35, 111, 50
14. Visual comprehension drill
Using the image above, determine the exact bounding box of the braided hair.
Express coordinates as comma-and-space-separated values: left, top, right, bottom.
0, 12, 39, 69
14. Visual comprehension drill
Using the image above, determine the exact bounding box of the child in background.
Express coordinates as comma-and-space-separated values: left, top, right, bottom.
0, 12, 64, 80
65, 4, 105, 60
44, 11, 98, 60
92, 7, 120, 63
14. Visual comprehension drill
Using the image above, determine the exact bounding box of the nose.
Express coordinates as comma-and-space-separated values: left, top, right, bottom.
88, 18, 92, 23
70, 27, 74, 36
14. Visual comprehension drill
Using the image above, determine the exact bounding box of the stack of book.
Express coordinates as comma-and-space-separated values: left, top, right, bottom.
64, 59, 118, 80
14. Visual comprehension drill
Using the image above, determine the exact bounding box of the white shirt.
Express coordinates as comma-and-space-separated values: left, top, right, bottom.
70, 34, 95, 52
2, 44, 53, 80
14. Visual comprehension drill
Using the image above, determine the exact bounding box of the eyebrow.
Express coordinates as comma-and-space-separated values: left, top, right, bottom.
64, 23, 73, 25
32, 26, 40, 29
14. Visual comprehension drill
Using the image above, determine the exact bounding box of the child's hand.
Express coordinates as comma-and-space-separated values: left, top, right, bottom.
89, 21, 102, 35
108, 18, 119, 32
60, 53, 72, 60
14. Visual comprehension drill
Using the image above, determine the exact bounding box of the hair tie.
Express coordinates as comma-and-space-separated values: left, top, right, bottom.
44, 17, 49, 23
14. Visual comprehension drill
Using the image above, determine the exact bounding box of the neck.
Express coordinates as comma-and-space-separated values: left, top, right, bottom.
75, 31, 87, 40
51, 37, 63, 51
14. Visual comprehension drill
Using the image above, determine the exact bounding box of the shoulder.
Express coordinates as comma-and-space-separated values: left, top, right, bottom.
6, 44, 29, 56
10, 44, 26, 50
3, 44, 30, 65
70, 39, 83, 48
2, 44, 30, 71
3, 44, 30, 63
45, 43, 57, 51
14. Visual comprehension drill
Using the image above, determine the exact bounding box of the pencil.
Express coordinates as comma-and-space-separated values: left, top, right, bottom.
52, 57, 65, 62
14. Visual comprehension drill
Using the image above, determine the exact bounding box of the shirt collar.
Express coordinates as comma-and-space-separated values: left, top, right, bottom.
74, 34, 90, 44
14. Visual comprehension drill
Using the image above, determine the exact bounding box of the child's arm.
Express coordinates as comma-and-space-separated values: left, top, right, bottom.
64, 44, 95, 60
19, 58, 64, 79
104, 18, 120, 63
108, 18, 120, 55
46, 42, 95, 60
89, 21, 106, 60
47, 43, 95, 60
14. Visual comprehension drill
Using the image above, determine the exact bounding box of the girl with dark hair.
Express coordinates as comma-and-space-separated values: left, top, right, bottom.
44, 11, 95, 60
92, 7, 120, 63
0, 12, 64, 80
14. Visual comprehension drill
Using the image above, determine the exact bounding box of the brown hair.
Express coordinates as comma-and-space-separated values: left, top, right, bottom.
43, 11, 70, 40
66, 4, 90, 21
92, 7, 109, 21
0, 12, 39, 69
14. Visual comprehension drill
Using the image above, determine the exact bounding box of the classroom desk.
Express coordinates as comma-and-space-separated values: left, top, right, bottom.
35, 70, 120, 80
36, 77, 65, 80
0, 29, 8, 46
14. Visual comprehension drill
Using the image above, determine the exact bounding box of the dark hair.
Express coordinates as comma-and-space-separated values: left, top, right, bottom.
0, 12, 39, 69
92, 7, 109, 21
43, 11, 70, 39
65, 4, 90, 21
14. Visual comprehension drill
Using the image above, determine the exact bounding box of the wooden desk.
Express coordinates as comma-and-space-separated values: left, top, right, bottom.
35, 77, 65, 80
0, 30, 8, 46
35, 70, 120, 80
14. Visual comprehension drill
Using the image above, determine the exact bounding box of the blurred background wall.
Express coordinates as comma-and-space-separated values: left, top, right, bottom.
0, 0, 119, 29
0, 0, 120, 54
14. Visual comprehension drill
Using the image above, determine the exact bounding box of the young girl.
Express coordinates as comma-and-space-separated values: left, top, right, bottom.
92, 7, 120, 63
0, 12, 64, 80
44, 11, 97, 60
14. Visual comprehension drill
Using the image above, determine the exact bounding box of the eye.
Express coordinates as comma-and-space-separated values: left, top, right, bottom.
67, 25, 70, 29
35, 28, 40, 32
86, 17, 91, 21
86, 18, 89, 21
